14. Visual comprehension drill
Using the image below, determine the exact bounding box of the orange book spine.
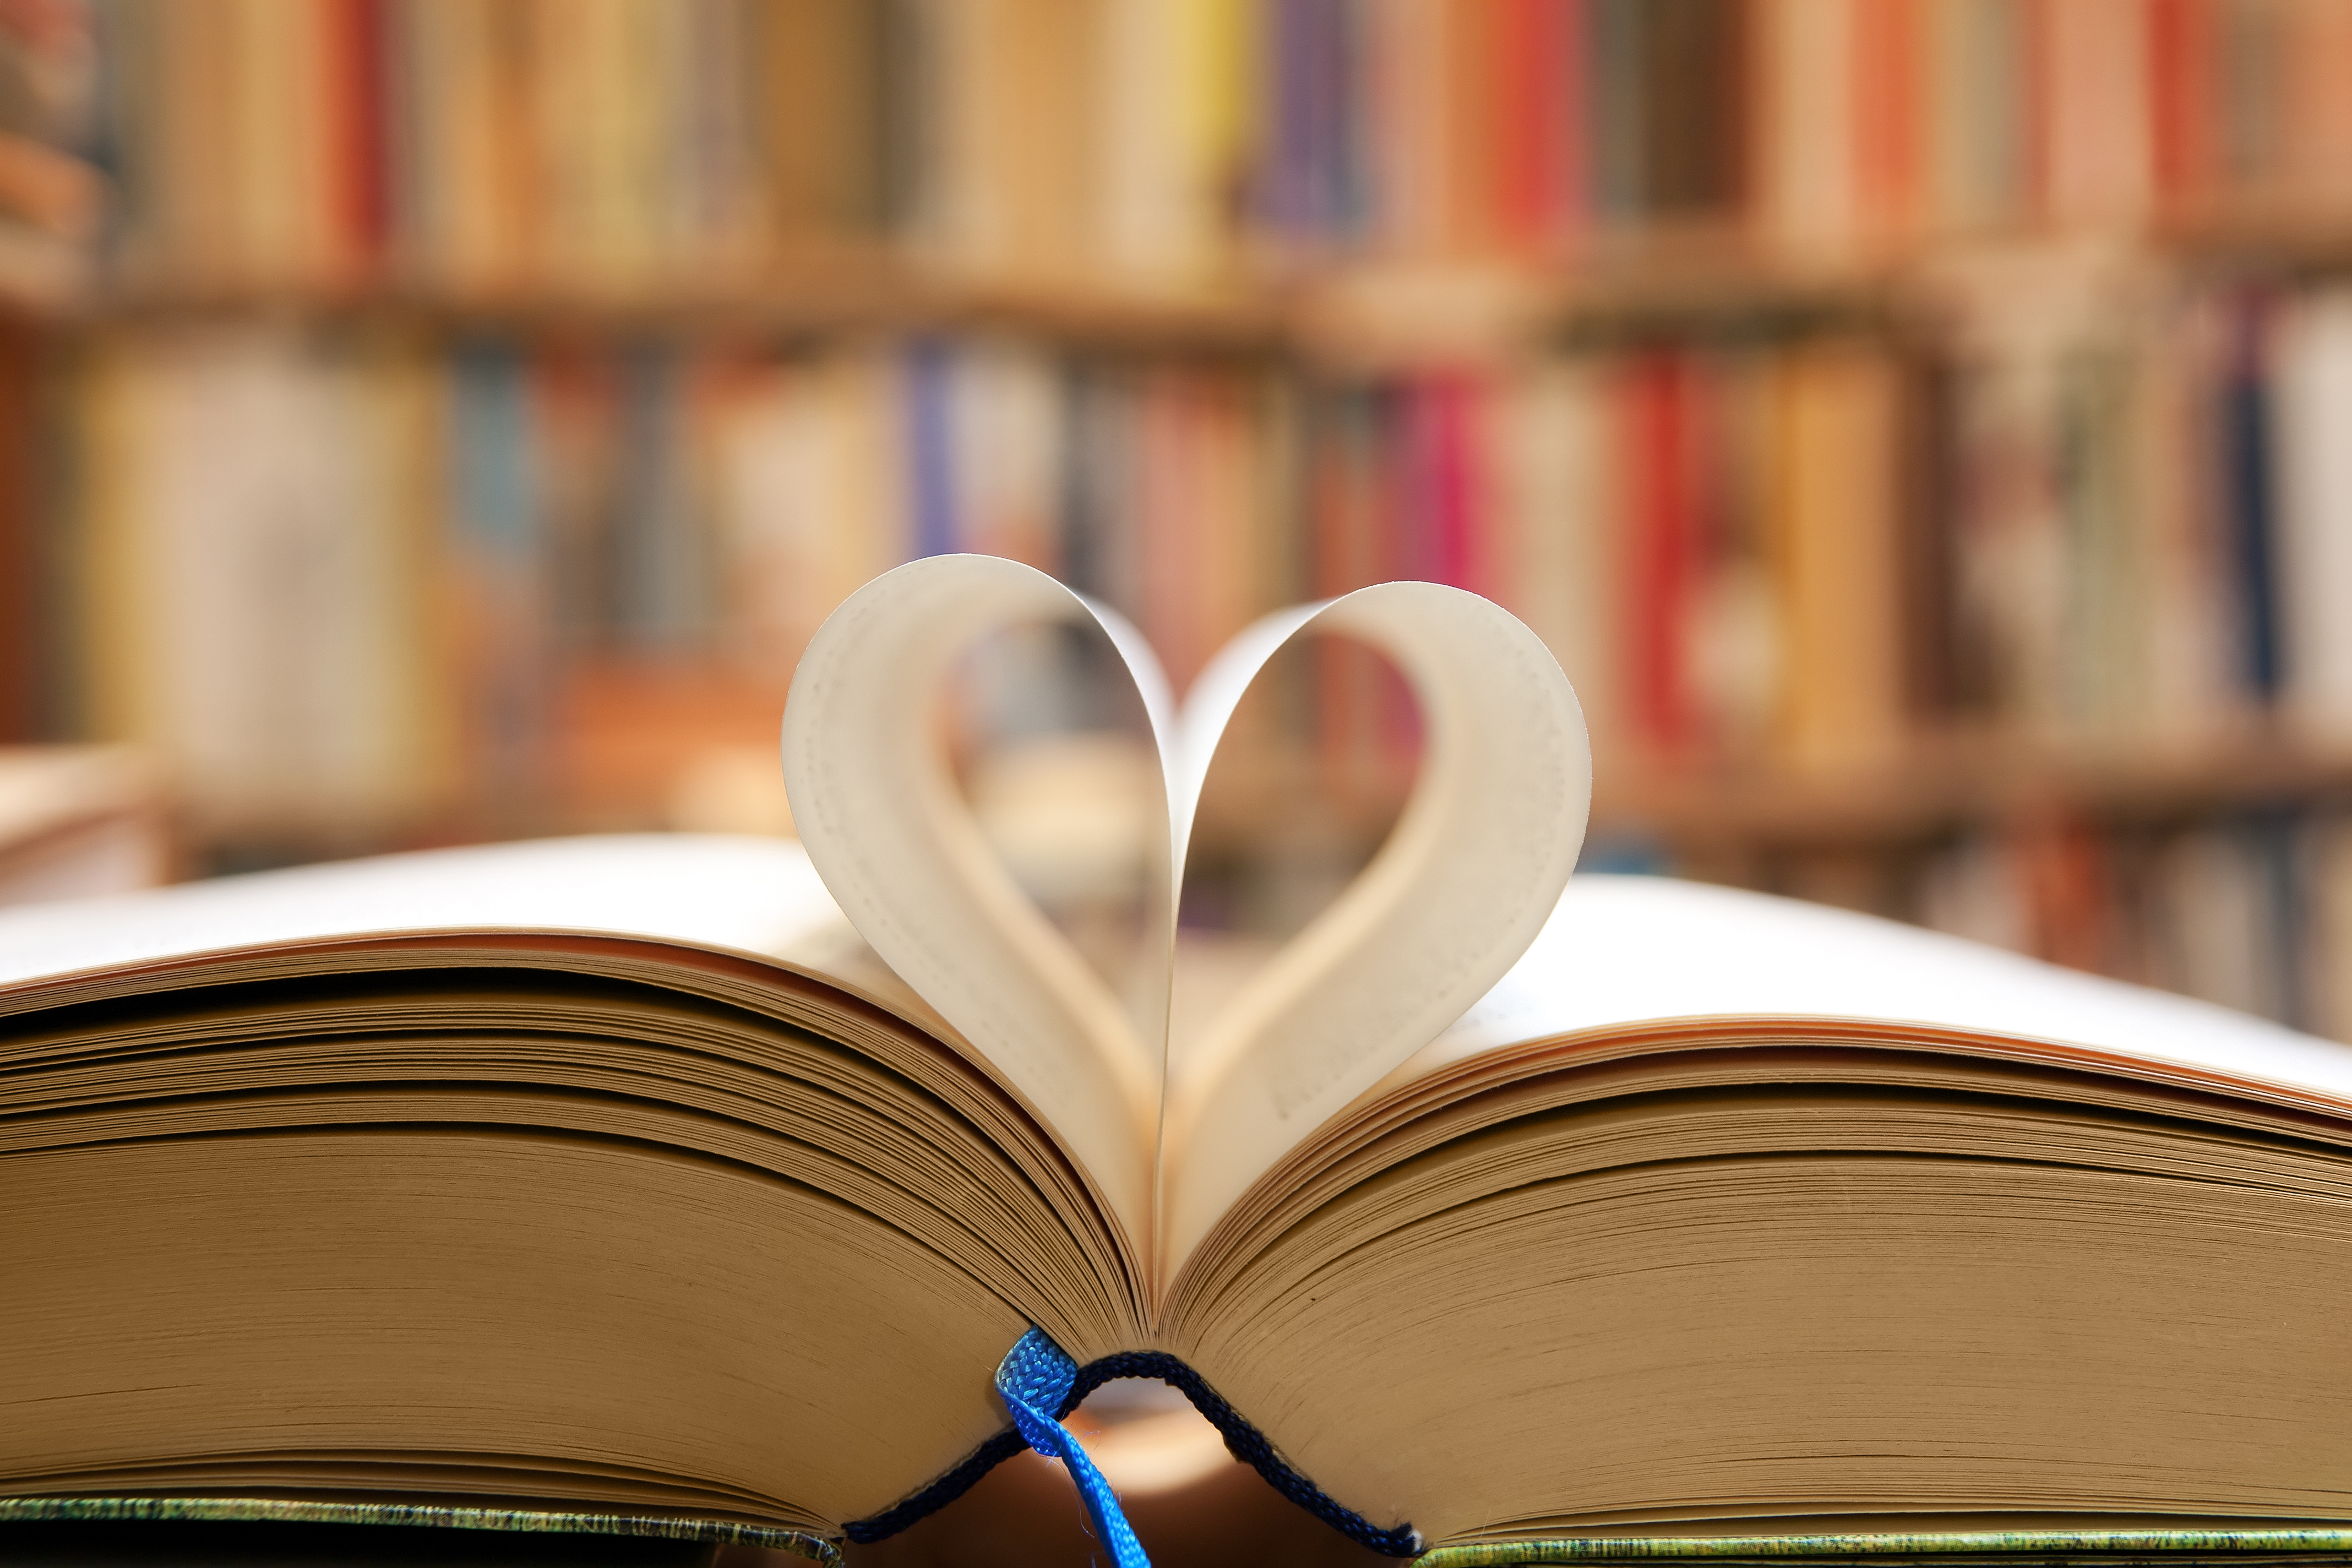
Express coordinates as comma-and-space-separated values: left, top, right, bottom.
2149, 0, 2214, 213
1853, 0, 1922, 243
1489, 0, 1549, 252
1444, 0, 1497, 253
2285, 0, 2352, 208
2018, 0, 2055, 223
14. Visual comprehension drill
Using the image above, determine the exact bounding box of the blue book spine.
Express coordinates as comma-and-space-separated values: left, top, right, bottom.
2223, 295, 2283, 700
907, 339, 956, 559
447, 339, 546, 794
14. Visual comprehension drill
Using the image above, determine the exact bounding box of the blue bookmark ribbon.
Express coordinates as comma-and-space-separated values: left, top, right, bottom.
995, 1327, 1151, 1568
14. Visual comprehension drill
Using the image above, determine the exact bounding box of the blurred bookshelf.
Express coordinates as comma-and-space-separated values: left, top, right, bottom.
13, 0, 2352, 1036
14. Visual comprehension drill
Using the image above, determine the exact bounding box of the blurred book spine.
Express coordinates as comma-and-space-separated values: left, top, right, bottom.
1915, 810, 2332, 1038
37, 292, 2339, 794
68, 325, 449, 853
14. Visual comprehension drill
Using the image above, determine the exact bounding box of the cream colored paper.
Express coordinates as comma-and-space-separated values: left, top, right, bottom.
781, 556, 1174, 1253
0, 834, 856, 994
778, 556, 1591, 1283
1382, 871, 2352, 1107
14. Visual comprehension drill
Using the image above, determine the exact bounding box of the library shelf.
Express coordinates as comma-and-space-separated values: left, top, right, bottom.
1591, 729, 2352, 856
1177, 731, 2352, 866
69, 252, 1288, 356
1282, 247, 1899, 369
57, 246, 1914, 366
2161, 209, 2352, 274
89, 230, 2305, 371
74, 213, 2352, 372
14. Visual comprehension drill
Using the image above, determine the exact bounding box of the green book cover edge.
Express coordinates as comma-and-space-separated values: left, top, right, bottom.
0, 1495, 841, 1566
23, 1500, 2352, 1566
1415, 1529, 2352, 1567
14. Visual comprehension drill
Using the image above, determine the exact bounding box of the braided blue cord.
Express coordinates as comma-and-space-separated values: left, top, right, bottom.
994, 1327, 1151, 1568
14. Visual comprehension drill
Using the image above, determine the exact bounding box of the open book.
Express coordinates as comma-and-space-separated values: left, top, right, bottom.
10, 556, 2352, 1564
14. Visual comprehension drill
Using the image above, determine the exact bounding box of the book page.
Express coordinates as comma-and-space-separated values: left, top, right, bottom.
0, 832, 901, 1012
780, 557, 1594, 1288
1154, 581, 1591, 1279
1381, 873, 2352, 1109
782, 555, 1171, 1259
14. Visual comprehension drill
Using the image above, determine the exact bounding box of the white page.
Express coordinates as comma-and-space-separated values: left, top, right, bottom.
1386, 873, 2352, 1110
0, 834, 865, 1000
782, 556, 1172, 1255
1152, 581, 1591, 1276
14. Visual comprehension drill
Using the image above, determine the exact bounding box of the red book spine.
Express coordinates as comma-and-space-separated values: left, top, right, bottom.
1457, 376, 1504, 602
1626, 351, 1696, 758
1426, 375, 1476, 592
324, 0, 391, 280
2021, 814, 2111, 975
2148, 0, 2212, 214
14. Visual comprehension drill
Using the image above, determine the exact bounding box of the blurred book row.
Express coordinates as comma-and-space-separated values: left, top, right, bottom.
38, 275, 2352, 810
36, 324, 1922, 846
1258, 0, 2352, 257
78, 0, 2352, 300
1916, 809, 2352, 1043
1607, 278, 2352, 760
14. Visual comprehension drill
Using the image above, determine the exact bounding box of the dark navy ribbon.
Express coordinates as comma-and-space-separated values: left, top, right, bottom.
845, 1340, 1417, 1556
994, 1327, 1151, 1568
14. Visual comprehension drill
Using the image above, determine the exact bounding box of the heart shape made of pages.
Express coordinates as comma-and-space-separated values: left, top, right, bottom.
780, 555, 1589, 1281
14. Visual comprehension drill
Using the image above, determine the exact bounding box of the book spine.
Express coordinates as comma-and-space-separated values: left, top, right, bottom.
2220, 291, 2284, 703
2273, 289, 2352, 732
1850, 0, 1917, 242
446, 339, 551, 813
328, 0, 393, 277
1587, 0, 1642, 227
905, 337, 956, 561
1624, 348, 1696, 758
0, 320, 34, 741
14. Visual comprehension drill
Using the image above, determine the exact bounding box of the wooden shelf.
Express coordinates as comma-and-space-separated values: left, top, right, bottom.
2157, 205, 2352, 273
167, 684, 2352, 876
78, 246, 1288, 355
1592, 727, 2352, 854
521, 657, 2352, 858
68, 239, 1904, 363
1173, 719, 2352, 864
56, 208, 2352, 366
